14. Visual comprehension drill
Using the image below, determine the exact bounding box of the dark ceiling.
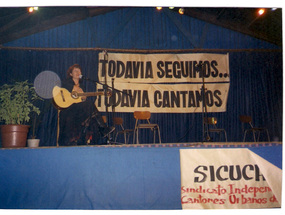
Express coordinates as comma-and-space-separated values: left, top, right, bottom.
0, 6, 282, 47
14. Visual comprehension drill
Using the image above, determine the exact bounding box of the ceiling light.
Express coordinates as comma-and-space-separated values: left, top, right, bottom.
156, 7, 162, 11
178, 8, 184, 15
258, 9, 265, 16
28, 7, 39, 13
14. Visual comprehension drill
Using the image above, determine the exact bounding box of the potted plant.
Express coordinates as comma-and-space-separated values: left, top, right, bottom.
0, 80, 41, 148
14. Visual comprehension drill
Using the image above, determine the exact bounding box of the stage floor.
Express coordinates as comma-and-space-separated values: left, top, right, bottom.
88, 141, 282, 148
0, 141, 282, 150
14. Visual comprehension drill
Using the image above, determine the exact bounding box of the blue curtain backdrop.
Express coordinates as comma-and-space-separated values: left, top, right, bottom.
0, 7, 282, 146
0, 49, 282, 146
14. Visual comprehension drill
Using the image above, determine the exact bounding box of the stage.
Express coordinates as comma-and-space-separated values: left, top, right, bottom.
0, 142, 282, 209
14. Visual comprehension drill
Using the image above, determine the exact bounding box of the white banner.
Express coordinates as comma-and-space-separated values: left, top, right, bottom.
98, 52, 230, 83
95, 83, 229, 113
96, 52, 230, 113
180, 148, 282, 209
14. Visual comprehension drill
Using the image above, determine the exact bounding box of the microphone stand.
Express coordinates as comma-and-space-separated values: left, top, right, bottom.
85, 50, 133, 144
103, 50, 109, 127
94, 50, 131, 144
201, 63, 211, 143
111, 78, 115, 126
103, 50, 113, 144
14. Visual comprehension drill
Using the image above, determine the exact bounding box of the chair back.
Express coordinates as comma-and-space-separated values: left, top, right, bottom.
239, 115, 252, 123
134, 111, 151, 120
113, 117, 124, 130
113, 117, 123, 125
239, 115, 254, 129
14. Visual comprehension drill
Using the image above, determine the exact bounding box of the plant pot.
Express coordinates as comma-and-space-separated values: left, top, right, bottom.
27, 139, 40, 147
0, 124, 30, 148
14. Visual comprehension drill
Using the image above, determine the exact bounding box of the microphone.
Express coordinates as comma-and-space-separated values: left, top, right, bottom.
79, 75, 89, 80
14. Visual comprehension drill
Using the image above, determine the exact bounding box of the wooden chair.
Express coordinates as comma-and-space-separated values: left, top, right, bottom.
239, 115, 270, 142
113, 117, 133, 144
132, 111, 161, 144
204, 117, 227, 142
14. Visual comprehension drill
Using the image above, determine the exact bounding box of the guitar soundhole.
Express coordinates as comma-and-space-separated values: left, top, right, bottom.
60, 90, 65, 102
71, 91, 78, 99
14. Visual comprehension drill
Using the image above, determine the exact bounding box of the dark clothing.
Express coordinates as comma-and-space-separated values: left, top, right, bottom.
62, 78, 85, 93
58, 79, 105, 146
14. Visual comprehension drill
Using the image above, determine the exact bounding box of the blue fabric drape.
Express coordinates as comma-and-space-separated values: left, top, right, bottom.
0, 8, 282, 146
0, 49, 282, 146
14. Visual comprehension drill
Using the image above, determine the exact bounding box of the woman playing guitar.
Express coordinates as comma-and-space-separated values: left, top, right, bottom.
58, 64, 114, 146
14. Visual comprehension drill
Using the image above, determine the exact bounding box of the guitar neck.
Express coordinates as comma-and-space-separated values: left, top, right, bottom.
77, 92, 104, 97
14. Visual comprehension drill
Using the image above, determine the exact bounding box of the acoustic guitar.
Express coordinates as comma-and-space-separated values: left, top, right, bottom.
52, 86, 109, 108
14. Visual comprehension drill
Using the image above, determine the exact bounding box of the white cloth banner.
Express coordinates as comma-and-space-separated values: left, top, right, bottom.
95, 83, 229, 113
180, 148, 282, 209
96, 52, 230, 113
98, 52, 230, 83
